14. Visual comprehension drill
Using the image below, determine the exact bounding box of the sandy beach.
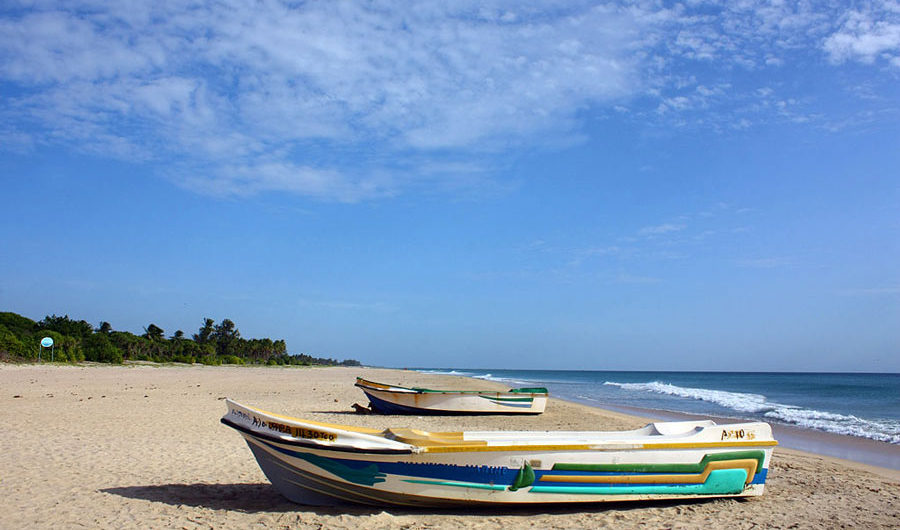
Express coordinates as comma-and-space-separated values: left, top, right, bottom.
1, 364, 898, 529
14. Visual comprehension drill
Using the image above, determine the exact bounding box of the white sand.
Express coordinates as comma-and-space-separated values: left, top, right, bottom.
1, 364, 898, 529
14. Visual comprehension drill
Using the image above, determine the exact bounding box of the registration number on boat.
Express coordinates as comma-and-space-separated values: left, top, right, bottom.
266, 420, 337, 441
721, 428, 755, 440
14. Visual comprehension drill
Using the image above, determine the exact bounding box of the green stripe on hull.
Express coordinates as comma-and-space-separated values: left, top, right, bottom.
292, 452, 386, 486
402, 479, 508, 491
530, 469, 748, 495
552, 450, 765, 474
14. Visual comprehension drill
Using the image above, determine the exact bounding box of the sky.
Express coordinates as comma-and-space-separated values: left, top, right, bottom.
1, 1, 898, 372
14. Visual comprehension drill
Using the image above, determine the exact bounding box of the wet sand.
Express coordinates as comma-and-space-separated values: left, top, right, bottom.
1, 364, 898, 528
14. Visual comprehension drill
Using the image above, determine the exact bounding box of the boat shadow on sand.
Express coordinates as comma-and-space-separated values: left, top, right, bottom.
100, 483, 735, 515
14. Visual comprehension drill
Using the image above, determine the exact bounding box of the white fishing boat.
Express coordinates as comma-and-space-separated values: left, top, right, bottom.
354, 377, 549, 415
221, 399, 776, 507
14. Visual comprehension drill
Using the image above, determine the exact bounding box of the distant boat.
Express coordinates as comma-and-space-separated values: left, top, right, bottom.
354, 377, 549, 415
221, 399, 776, 507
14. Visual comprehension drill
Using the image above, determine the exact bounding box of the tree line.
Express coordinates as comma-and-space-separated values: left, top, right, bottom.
0, 311, 361, 366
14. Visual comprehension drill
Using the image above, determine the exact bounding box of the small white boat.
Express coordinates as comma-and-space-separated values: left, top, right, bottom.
222, 399, 776, 507
354, 377, 549, 415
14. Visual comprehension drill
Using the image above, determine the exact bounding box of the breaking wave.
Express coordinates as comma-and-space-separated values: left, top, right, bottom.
604, 381, 900, 445
416, 369, 475, 377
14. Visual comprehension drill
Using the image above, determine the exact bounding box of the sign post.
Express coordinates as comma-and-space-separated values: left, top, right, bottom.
40, 337, 54, 363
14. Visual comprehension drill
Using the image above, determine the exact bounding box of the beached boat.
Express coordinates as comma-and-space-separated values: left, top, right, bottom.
221, 399, 776, 507
354, 377, 549, 415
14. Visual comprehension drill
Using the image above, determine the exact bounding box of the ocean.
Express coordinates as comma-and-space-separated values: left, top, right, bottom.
417, 369, 900, 467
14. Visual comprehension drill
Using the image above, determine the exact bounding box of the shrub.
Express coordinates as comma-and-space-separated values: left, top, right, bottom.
198, 355, 220, 366
219, 355, 244, 365
0, 324, 30, 359
82, 333, 122, 363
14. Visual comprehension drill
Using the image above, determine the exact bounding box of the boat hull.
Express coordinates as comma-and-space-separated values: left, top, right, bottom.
356, 378, 548, 415
222, 400, 775, 507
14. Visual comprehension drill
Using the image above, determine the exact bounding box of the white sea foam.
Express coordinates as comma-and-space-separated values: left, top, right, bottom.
470, 373, 524, 385
605, 381, 775, 413
604, 381, 900, 445
416, 369, 474, 376
763, 408, 900, 444
418, 370, 538, 386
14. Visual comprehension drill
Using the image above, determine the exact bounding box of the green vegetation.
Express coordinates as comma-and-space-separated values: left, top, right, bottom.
0, 311, 361, 367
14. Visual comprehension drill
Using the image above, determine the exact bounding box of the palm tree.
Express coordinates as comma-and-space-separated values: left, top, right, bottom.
143, 323, 165, 341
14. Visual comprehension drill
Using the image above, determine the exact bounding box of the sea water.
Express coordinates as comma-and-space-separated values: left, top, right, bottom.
417, 369, 900, 446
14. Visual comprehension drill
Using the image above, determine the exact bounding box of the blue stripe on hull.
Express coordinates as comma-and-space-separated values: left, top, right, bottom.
259, 436, 519, 485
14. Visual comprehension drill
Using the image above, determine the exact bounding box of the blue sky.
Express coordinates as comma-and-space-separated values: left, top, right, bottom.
1, 1, 898, 371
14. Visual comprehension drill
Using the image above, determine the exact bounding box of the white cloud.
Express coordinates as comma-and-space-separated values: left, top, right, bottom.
615, 273, 661, 284
297, 298, 397, 313
178, 160, 384, 203
1, 1, 898, 200
639, 223, 686, 236
736, 257, 795, 269
1, 1, 646, 199
524, 203, 755, 278
838, 286, 900, 296
824, 6, 900, 67
0, 10, 159, 83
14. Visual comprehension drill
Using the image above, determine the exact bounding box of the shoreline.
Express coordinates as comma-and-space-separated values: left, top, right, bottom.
2, 363, 898, 528
566, 399, 900, 477
431, 370, 900, 478
425, 368, 900, 474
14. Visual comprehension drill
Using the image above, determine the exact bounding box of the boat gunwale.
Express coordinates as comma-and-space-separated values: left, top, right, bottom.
223, 403, 777, 454
221, 417, 416, 455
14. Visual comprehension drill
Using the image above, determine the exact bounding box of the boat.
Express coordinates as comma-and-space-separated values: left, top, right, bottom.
354, 377, 549, 415
221, 399, 776, 507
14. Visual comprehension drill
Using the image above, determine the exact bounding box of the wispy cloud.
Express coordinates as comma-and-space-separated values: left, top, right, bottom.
824, 5, 900, 67
837, 286, 900, 296
1, 1, 898, 200
638, 223, 686, 236
532, 203, 755, 277
567, 246, 622, 267
736, 257, 796, 269
0, 2, 645, 200
297, 298, 396, 313
615, 273, 662, 284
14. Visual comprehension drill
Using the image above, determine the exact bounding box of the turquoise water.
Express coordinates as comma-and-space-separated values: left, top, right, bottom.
417, 369, 900, 445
